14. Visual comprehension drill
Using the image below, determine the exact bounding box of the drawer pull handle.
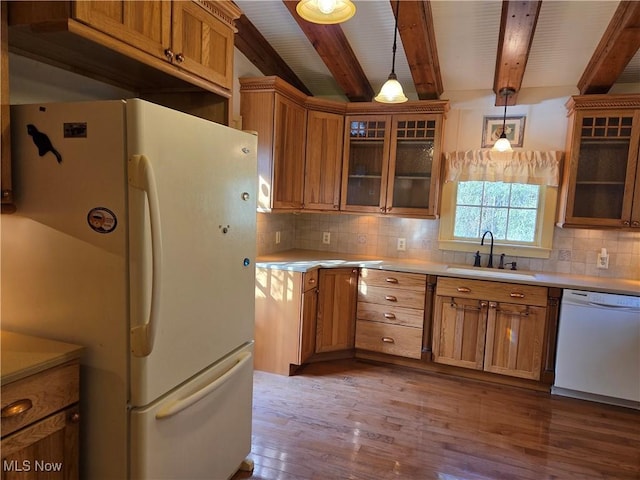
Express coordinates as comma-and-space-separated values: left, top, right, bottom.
384, 295, 397, 302
382, 337, 395, 343
1, 399, 33, 418
385, 277, 399, 284
308, 279, 316, 285
456, 287, 471, 293
383, 313, 396, 319
510, 292, 525, 298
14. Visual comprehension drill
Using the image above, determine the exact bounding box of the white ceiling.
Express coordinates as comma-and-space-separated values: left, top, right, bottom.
233, 0, 640, 101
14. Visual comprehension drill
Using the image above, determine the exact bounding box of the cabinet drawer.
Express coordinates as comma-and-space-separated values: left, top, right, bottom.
303, 269, 319, 292
1, 362, 79, 437
357, 302, 424, 328
437, 278, 548, 307
358, 285, 426, 309
360, 269, 426, 292
355, 320, 423, 359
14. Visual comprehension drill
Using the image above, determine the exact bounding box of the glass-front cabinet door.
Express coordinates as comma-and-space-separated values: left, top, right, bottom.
341, 113, 443, 217
386, 114, 441, 216
341, 115, 391, 213
564, 109, 640, 228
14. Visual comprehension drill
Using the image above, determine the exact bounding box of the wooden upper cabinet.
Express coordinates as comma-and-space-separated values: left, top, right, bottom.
8, 1, 239, 102
74, 0, 235, 89
240, 77, 309, 212
170, 1, 234, 89
341, 105, 447, 218
304, 110, 344, 211
74, 1, 171, 59
558, 94, 640, 229
272, 94, 306, 210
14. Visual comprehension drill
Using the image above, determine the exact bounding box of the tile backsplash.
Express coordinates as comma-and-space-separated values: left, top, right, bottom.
257, 213, 640, 281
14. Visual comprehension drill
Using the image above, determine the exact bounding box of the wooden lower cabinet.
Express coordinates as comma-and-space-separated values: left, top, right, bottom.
432, 278, 548, 380
315, 268, 358, 353
1, 362, 80, 480
355, 269, 426, 360
254, 267, 318, 375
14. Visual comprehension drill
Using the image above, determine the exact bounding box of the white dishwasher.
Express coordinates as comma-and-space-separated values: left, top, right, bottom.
553, 289, 640, 409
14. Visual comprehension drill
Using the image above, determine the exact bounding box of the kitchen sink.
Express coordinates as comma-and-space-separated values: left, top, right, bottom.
445, 266, 537, 281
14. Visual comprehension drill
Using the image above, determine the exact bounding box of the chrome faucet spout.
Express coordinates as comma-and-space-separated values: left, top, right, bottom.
480, 230, 494, 268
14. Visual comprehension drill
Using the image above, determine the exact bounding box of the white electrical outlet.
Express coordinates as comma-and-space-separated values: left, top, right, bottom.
597, 253, 609, 269
397, 238, 406, 251
322, 232, 331, 244
275, 231, 281, 244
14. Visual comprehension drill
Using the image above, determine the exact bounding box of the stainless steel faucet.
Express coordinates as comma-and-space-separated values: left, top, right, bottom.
480, 230, 494, 268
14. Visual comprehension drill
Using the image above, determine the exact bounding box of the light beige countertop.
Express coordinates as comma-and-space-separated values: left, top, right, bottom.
1, 330, 84, 385
257, 249, 640, 296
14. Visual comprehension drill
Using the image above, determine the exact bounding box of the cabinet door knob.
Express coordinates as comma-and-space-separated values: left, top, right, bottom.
1, 399, 33, 418
175, 53, 185, 63
623, 220, 631, 226
381, 337, 395, 343
632, 221, 640, 227
384, 295, 397, 302
164, 48, 174, 61
70, 412, 81, 424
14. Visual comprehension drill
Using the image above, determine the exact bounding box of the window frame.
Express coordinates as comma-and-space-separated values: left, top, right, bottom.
438, 181, 557, 259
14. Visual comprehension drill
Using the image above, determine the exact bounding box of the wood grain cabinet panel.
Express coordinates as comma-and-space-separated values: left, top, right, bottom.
315, 268, 358, 354
304, 110, 344, 211
7, 0, 238, 126
432, 278, 548, 380
355, 268, 426, 360
558, 94, 640, 229
1, 362, 80, 480
1, 2, 13, 213
341, 112, 446, 218
254, 268, 318, 375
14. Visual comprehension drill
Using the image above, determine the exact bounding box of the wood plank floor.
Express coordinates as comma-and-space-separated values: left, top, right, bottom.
232, 359, 640, 480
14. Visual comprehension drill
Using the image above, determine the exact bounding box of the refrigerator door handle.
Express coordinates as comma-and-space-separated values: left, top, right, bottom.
155, 351, 252, 420
128, 154, 163, 357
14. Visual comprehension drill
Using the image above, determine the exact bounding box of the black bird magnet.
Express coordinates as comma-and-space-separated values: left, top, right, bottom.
27, 124, 62, 163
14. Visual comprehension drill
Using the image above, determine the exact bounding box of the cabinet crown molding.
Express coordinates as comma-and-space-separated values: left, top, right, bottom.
566, 94, 640, 113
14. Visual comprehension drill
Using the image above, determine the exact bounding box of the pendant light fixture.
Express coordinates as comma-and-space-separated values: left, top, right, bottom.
374, 0, 408, 104
492, 87, 516, 152
296, 0, 356, 24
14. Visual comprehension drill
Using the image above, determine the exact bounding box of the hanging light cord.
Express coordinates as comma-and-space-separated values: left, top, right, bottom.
390, 0, 400, 75
501, 94, 508, 135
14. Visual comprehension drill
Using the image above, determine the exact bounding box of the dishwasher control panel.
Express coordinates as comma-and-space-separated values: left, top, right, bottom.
564, 289, 640, 309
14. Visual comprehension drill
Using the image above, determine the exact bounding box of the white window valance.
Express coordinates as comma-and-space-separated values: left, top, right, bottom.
444, 150, 562, 186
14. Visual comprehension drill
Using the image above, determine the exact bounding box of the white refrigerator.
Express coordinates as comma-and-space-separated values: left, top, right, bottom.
2, 99, 257, 479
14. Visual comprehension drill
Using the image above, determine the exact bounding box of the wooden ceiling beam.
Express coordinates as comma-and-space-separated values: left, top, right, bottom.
234, 14, 312, 96
281, 0, 374, 102
577, 1, 640, 95
493, 1, 542, 106
395, 0, 443, 100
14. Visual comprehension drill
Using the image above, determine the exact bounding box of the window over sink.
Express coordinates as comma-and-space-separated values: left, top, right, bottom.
438, 150, 562, 259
